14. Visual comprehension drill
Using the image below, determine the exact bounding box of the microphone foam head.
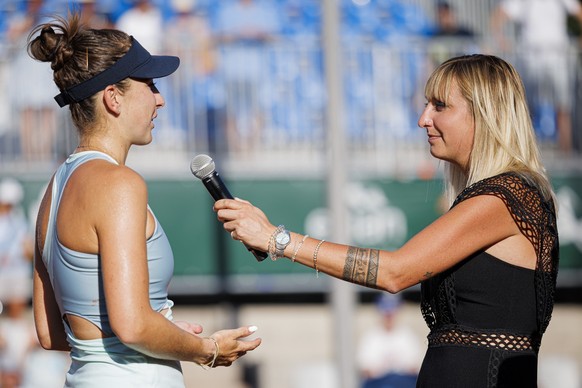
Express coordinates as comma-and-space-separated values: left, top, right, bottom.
190, 154, 215, 179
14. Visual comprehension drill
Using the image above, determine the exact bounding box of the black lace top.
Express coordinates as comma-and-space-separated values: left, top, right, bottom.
420, 172, 559, 354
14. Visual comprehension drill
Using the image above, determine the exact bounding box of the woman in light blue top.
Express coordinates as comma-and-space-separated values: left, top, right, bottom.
30, 14, 261, 387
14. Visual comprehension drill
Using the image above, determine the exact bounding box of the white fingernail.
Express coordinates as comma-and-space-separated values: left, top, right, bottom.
249, 325, 258, 333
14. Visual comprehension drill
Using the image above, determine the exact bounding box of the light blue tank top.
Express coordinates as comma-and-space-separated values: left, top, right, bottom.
42, 151, 174, 336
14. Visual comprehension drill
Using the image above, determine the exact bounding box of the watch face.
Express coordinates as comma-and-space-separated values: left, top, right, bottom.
276, 232, 290, 245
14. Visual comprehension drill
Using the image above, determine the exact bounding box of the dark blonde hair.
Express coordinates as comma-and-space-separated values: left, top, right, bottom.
27, 13, 132, 131
424, 54, 555, 204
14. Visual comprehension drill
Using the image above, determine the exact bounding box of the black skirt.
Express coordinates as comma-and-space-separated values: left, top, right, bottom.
416, 345, 537, 388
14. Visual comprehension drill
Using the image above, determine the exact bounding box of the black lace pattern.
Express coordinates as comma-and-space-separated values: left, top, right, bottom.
420, 172, 559, 354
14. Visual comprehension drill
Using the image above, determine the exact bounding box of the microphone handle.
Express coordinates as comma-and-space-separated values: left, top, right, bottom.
202, 174, 268, 262
203, 173, 234, 201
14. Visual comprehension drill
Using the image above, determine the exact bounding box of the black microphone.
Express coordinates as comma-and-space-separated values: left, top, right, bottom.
190, 154, 268, 262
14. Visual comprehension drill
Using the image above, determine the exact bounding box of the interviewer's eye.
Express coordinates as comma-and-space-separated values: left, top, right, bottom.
434, 100, 446, 111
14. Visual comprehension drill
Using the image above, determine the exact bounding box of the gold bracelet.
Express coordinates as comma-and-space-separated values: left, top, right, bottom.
200, 337, 219, 370
313, 239, 325, 278
292, 234, 309, 262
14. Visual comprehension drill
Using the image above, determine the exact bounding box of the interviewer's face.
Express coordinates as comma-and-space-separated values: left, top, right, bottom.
418, 81, 474, 170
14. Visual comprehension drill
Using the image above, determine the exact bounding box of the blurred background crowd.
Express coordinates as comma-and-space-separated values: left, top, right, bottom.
0, 0, 581, 387
0, 0, 580, 177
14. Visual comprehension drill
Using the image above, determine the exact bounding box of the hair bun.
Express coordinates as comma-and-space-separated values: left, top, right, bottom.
31, 25, 72, 71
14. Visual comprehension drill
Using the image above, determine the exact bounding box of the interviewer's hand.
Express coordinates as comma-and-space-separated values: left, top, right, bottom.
214, 198, 276, 253
209, 325, 262, 367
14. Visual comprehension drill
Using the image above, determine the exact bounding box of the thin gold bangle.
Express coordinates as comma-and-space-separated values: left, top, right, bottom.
200, 337, 219, 370
292, 234, 309, 262
313, 239, 325, 278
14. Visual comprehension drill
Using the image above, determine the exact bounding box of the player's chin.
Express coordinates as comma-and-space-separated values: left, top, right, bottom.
135, 137, 153, 147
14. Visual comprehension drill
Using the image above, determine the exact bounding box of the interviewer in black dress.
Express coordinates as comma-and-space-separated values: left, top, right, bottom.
214, 54, 559, 388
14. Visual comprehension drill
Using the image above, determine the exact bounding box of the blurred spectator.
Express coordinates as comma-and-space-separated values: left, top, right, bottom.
490, 0, 582, 154
214, 0, 283, 156
0, 177, 32, 308
115, 0, 163, 53
0, 177, 33, 388
356, 293, 423, 388
77, 0, 114, 29
432, 1, 475, 38
166, 0, 216, 82
428, 2, 478, 72
5, 0, 58, 162
164, 0, 224, 153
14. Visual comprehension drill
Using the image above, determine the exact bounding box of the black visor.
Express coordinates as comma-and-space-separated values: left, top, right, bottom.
54, 37, 179, 107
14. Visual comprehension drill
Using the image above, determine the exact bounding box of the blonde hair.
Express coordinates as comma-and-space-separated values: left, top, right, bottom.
424, 54, 555, 205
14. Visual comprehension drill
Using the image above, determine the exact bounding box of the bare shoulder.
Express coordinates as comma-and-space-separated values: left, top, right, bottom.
467, 191, 508, 210
418, 193, 519, 257
445, 193, 513, 225
70, 160, 147, 201
57, 160, 148, 251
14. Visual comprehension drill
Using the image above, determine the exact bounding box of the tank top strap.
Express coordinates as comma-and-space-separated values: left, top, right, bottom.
42, 151, 118, 269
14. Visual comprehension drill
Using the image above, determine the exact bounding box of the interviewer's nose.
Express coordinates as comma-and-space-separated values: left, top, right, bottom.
418, 112, 432, 128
